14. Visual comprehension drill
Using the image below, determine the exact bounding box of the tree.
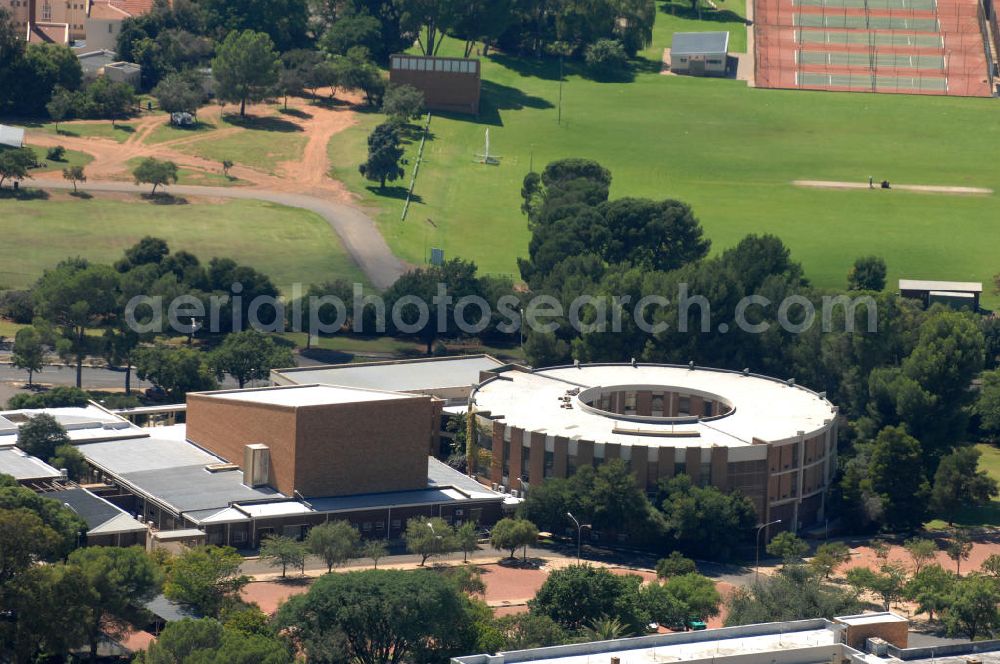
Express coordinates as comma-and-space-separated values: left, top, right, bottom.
0, 508, 61, 585
640, 580, 689, 629
529, 564, 648, 634
904, 564, 952, 621
404, 516, 456, 565
32, 259, 119, 387
152, 71, 204, 115
200, 0, 308, 51
362, 539, 389, 569
259, 535, 307, 578
132, 157, 179, 194
396, 0, 462, 55
656, 551, 697, 579
724, 564, 862, 626
49, 444, 88, 481
305, 520, 360, 572
0, 147, 36, 188
16, 413, 70, 461
809, 542, 851, 579
983, 553, 1000, 578
766, 532, 809, 564
946, 530, 974, 576
16, 42, 83, 116
277, 569, 478, 664
319, 13, 383, 56
455, 520, 479, 563
212, 29, 281, 117
62, 165, 86, 192
67, 546, 161, 661
46, 86, 75, 131
85, 77, 136, 125
134, 345, 219, 400
659, 474, 757, 560
944, 575, 1000, 640
848, 256, 887, 291
931, 447, 999, 525
47, 145, 66, 161
0, 480, 87, 560
210, 329, 295, 388
381, 83, 424, 124
490, 517, 538, 561
866, 425, 931, 531
164, 545, 251, 617
845, 563, 908, 611
584, 38, 628, 78
143, 617, 294, 664
904, 537, 939, 574
494, 612, 567, 650
222, 159, 234, 177
664, 573, 722, 621
11, 326, 47, 387
359, 121, 405, 189
0, 562, 90, 662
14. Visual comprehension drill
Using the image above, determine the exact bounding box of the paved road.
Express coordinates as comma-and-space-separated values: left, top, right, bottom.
33, 180, 408, 291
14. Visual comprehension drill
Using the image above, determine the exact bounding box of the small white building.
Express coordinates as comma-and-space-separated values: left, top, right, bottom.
0, 124, 25, 149
670, 31, 730, 76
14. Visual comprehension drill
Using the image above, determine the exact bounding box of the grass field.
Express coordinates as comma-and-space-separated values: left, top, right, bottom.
41, 121, 135, 143
24, 145, 93, 173
328, 0, 1000, 304
0, 196, 366, 292
124, 157, 245, 187
174, 113, 308, 174
925, 444, 1000, 529
144, 120, 219, 145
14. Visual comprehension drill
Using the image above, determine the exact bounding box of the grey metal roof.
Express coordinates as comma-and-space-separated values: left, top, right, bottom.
0, 124, 24, 148
52, 487, 146, 534
671, 31, 730, 56
0, 446, 62, 481
275, 355, 505, 393
119, 464, 281, 513
145, 594, 200, 623
427, 457, 500, 498
78, 435, 219, 474
899, 279, 983, 293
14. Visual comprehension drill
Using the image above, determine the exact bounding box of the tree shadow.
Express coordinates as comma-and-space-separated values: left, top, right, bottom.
69, 191, 93, 199
659, 0, 749, 25
365, 185, 421, 202
490, 53, 564, 81
298, 347, 354, 364
113, 124, 136, 134
279, 107, 313, 119
0, 187, 49, 200
223, 114, 304, 132
142, 192, 189, 204
312, 96, 355, 109
579, 65, 637, 83
443, 79, 556, 127
165, 120, 216, 132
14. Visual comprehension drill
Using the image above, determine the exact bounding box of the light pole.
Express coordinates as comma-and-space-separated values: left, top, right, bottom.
567, 512, 588, 563
755, 519, 782, 584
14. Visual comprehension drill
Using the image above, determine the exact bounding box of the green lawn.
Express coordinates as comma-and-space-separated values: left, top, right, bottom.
144, 120, 219, 145
25, 145, 94, 173
174, 112, 308, 174
0, 196, 366, 293
125, 157, 246, 187
40, 121, 136, 143
328, 1, 1000, 306
925, 444, 1000, 529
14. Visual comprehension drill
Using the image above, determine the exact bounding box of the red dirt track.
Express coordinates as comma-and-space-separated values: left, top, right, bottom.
753, 0, 994, 96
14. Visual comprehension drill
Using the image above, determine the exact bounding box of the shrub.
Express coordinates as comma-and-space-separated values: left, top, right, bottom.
46, 146, 66, 161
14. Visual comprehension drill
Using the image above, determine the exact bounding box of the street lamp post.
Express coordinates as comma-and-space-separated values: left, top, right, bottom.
755, 519, 782, 584
566, 512, 587, 563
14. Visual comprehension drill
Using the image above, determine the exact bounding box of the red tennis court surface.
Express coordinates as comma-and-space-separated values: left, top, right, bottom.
753, 0, 996, 96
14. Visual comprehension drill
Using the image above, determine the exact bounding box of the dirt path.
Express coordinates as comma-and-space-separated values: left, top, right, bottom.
23, 93, 406, 288
793, 179, 994, 195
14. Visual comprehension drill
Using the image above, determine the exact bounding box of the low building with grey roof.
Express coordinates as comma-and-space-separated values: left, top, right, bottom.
670, 31, 730, 76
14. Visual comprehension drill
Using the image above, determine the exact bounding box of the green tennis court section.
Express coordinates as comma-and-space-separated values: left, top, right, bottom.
798, 50, 946, 68
795, 0, 936, 9
798, 71, 949, 89
797, 29, 945, 46
795, 13, 940, 29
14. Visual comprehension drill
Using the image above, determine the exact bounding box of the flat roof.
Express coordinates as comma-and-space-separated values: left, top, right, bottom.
274, 355, 505, 393
51, 487, 147, 535
671, 31, 730, 55
0, 445, 62, 481
899, 279, 983, 293
197, 384, 415, 407
473, 364, 836, 449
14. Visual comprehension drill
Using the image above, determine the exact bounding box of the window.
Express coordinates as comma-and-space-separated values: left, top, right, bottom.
362, 521, 372, 532
707, 59, 722, 64
391, 519, 401, 530
544, 450, 554, 478
41, 2, 51, 19
375, 521, 385, 532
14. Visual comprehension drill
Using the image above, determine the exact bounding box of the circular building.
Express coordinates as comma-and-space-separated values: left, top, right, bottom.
471, 363, 839, 533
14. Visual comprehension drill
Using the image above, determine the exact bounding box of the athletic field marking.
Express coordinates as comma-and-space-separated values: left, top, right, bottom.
793, 179, 993, 195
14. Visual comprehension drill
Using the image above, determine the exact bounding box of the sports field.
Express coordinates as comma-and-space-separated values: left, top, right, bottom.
0, 195, 367, 292
329, 0, 1000, 305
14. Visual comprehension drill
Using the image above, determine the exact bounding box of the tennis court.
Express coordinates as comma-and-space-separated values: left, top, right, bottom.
754, 0, 993, 96
795, 0, 936, 10
796, 29, 945, 47
797, 50, 946, 69
797, 71, 950, 90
